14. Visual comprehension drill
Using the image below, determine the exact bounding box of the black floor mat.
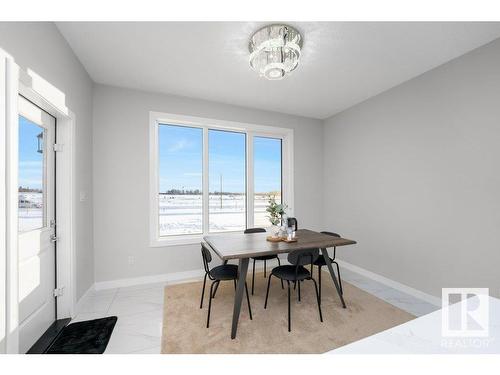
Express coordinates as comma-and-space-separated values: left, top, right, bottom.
45, 316, 117, 354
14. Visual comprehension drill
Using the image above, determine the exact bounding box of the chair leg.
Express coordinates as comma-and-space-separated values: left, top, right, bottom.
211, 280, 220, 298
264, 259, 267, 277
311, 278, 323, 322
233, 279, 237, 290
207, 281, 217, 328
200, 273, 207, 309
264, 274, 273, 309
245, 282, 253, 320
251, 259, 256, 295
287, 280, 291, 332
318, 266, 322, 305
277, 257, 284, 289
212, 280, 219, 298
298, 279, 301, 302
334, 261, 343, 295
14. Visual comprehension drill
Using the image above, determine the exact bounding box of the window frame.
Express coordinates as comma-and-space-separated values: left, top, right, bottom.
149, 111, 294, 247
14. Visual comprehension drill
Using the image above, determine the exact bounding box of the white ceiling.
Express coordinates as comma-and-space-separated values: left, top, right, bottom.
56, 22, 500, 119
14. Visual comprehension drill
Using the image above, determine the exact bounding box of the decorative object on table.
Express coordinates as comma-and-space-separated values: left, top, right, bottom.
269, 225, 280, 238
266, 236, 283, 243
265, 235, 298, 243
287, 217, 298, 231
265, 194, 288, 238
280, 214, 289, 237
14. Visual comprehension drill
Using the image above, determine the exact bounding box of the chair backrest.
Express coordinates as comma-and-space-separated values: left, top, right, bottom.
321, 231, 341, 238
244, 227, 266, 234
201, 242, 213, 273
287, 217, 298, 231
287, 248, 319, 266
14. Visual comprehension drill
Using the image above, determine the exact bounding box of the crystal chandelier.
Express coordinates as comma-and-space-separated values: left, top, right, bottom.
249, 24, 303, 80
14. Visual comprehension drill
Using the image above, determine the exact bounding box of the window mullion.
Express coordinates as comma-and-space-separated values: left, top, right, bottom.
202, 127, 209, 235
282, 135, 293, 218
246, 132, 254, 229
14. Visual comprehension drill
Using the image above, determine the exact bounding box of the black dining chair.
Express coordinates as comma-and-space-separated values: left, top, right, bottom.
199, 242, 253, 328
264, 248, 323, 332
312, 231, 343, 303
245, 228, 284, 294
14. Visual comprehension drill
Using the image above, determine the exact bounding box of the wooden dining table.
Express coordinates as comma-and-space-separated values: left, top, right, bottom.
203, 229, 357, 339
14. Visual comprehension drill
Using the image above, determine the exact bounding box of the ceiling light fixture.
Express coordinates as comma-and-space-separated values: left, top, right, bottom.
249, 24, 303, 81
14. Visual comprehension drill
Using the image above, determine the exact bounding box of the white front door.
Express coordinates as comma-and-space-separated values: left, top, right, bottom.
17, 96, 56, 353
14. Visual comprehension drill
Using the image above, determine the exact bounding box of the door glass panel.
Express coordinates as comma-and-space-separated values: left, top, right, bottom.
254, 136, 282, 227
209, 129, 246, 232
158, 123, 203, 236
18, 116, 46, 232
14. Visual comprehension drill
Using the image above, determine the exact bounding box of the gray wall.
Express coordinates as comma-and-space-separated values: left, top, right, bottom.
92, 84, 324, 283
4, 22, 498, 300
0, 22, 95, 299
323, 38, 500, 298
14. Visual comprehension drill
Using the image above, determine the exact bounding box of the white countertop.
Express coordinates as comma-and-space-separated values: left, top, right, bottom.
330, 296, 500, 354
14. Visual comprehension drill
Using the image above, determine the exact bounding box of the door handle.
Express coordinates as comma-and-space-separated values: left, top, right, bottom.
50, 234, 59, 243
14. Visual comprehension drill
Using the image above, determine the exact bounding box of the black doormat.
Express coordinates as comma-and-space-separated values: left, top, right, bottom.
45, 316, 117, 354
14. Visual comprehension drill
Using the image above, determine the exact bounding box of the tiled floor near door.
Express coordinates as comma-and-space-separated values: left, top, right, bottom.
73, 283, 166, 354
72, 269, 439, 354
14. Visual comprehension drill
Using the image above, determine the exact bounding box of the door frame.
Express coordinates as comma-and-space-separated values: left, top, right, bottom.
2, 53, 77, 353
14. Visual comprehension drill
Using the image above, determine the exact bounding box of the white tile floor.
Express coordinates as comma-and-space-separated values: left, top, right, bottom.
72, 269, 439, 354
340, 267, 439, 317
73, 282, 166, 354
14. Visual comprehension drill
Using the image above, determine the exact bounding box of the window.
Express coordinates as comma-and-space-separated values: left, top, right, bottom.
158, 124, 203, 236
208, 129, 246, 232
18, 116, 45, 232
150, 112, 293, 246
253, 136, 282, 227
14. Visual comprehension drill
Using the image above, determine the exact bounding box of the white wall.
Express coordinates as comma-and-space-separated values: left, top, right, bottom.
323, 38, 500, 298
92, 84, 324, 283
0, 22, 95, 300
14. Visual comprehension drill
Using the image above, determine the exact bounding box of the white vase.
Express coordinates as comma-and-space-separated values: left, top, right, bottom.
270, 225, 280, 238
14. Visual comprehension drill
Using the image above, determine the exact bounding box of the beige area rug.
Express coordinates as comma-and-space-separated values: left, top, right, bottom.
162, 271, 415, 353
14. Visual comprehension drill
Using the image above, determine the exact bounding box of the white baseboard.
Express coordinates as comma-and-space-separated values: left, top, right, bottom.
82, 258, 440, 313
93, 258, 281, 291
94, 269, 205, 291
336, 259, 441, 307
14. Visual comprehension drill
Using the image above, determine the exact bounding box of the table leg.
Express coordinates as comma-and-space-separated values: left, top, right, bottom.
231, 257, 249, 339
321, 248, 346, 308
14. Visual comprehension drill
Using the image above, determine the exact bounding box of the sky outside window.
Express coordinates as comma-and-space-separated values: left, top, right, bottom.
19, 116, 44, 191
